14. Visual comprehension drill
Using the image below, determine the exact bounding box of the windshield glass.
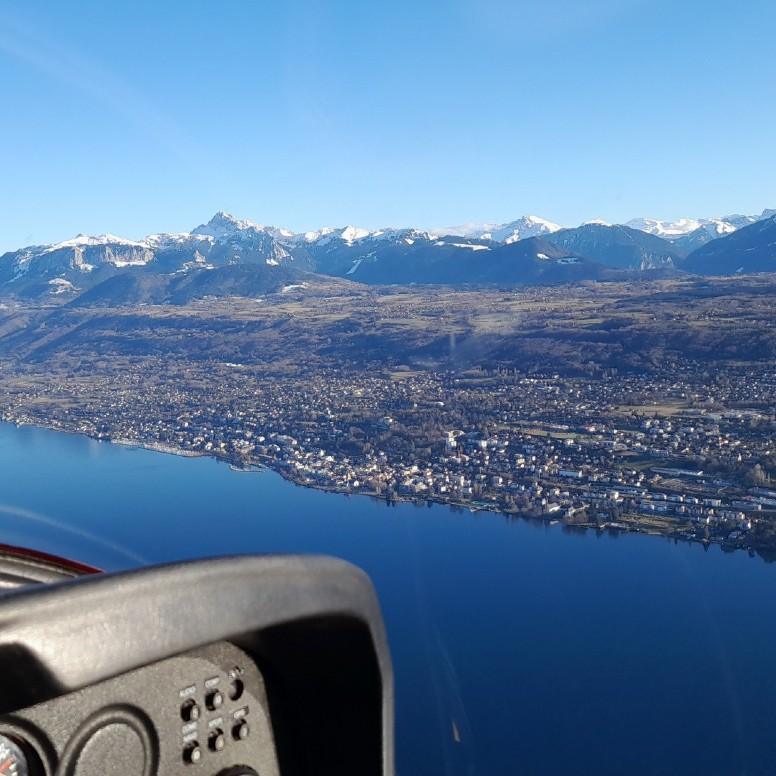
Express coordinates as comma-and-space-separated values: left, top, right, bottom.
2, 2, 776, 774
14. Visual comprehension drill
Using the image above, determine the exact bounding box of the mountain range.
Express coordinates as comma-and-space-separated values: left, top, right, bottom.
1, 208, 775, 304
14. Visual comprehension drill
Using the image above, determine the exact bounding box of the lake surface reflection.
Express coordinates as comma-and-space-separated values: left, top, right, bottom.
2, 423, 776, 775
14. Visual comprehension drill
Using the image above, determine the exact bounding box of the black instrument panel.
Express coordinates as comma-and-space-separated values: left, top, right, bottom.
0, 552, 394, 776
2, 641, 277, 776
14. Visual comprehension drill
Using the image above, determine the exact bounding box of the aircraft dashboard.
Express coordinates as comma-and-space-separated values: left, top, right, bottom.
0, 549, 393, 776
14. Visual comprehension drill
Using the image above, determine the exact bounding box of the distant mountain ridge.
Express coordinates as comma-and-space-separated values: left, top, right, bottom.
624, 211, 776, 252
543, 223, 686, 271
681, 214, 776, 275
428, 215, 562, 243
1, 208, 775, 303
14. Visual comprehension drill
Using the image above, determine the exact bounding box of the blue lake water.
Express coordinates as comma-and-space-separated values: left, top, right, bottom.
2, 422, 776, 775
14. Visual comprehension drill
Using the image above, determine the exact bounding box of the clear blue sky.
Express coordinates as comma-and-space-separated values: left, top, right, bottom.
1, 0, 775, 252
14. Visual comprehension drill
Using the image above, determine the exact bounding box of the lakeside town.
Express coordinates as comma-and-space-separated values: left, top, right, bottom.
2, 277, 776, 559
2, 352, 776, 560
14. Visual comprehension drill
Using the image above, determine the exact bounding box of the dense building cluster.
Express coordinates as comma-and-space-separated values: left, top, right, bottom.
2, 352, 776, 557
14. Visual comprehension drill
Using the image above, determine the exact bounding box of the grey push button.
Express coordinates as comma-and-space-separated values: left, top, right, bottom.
228, 678, 244, 701
181, 699, 200, 722
232, 720, 250, 741
208, 730, 226, 752
183, 742, 202, 764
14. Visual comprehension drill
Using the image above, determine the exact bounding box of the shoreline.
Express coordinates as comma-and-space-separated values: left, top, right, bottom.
224, 463, 755, 557
5, 421, 763, 561
111, 438, 205, 458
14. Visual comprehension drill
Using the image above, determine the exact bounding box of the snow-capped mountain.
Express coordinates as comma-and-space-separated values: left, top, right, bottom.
1, 206, 774, 303
0, 212, 303, 298
625, 217, 717, 239
683, 213, 776, 275
624, 210, 775, 246
430, 215, 561, 244
185, 211, 294, 243
0, 211, 619, 300
305, 225, 371, 246
0, 232, 157, 297
625, 217, 740, 253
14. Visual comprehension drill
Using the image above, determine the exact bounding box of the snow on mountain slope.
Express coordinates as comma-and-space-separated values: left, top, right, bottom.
682, 213, 776, 275
2, 207, 775, 301
190, 211, 295, 244
625, 210, 775, 243
314, 225, 372, 246
371, 227, 432, 243
625, 217, 736, 240
145, 231, 211, 251
626, 218, 703, 237
292, 227, 338, 243
721, 214, 759, 230
281, 224, 378, 247
430, 215, 561, 243
489, 216, 562, 243
44, 233, 148, 251
191, 211, 262, 239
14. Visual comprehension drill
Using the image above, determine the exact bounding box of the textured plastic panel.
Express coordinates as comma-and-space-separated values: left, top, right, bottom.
8, 642, 277, 776
0, 554, 394, 776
